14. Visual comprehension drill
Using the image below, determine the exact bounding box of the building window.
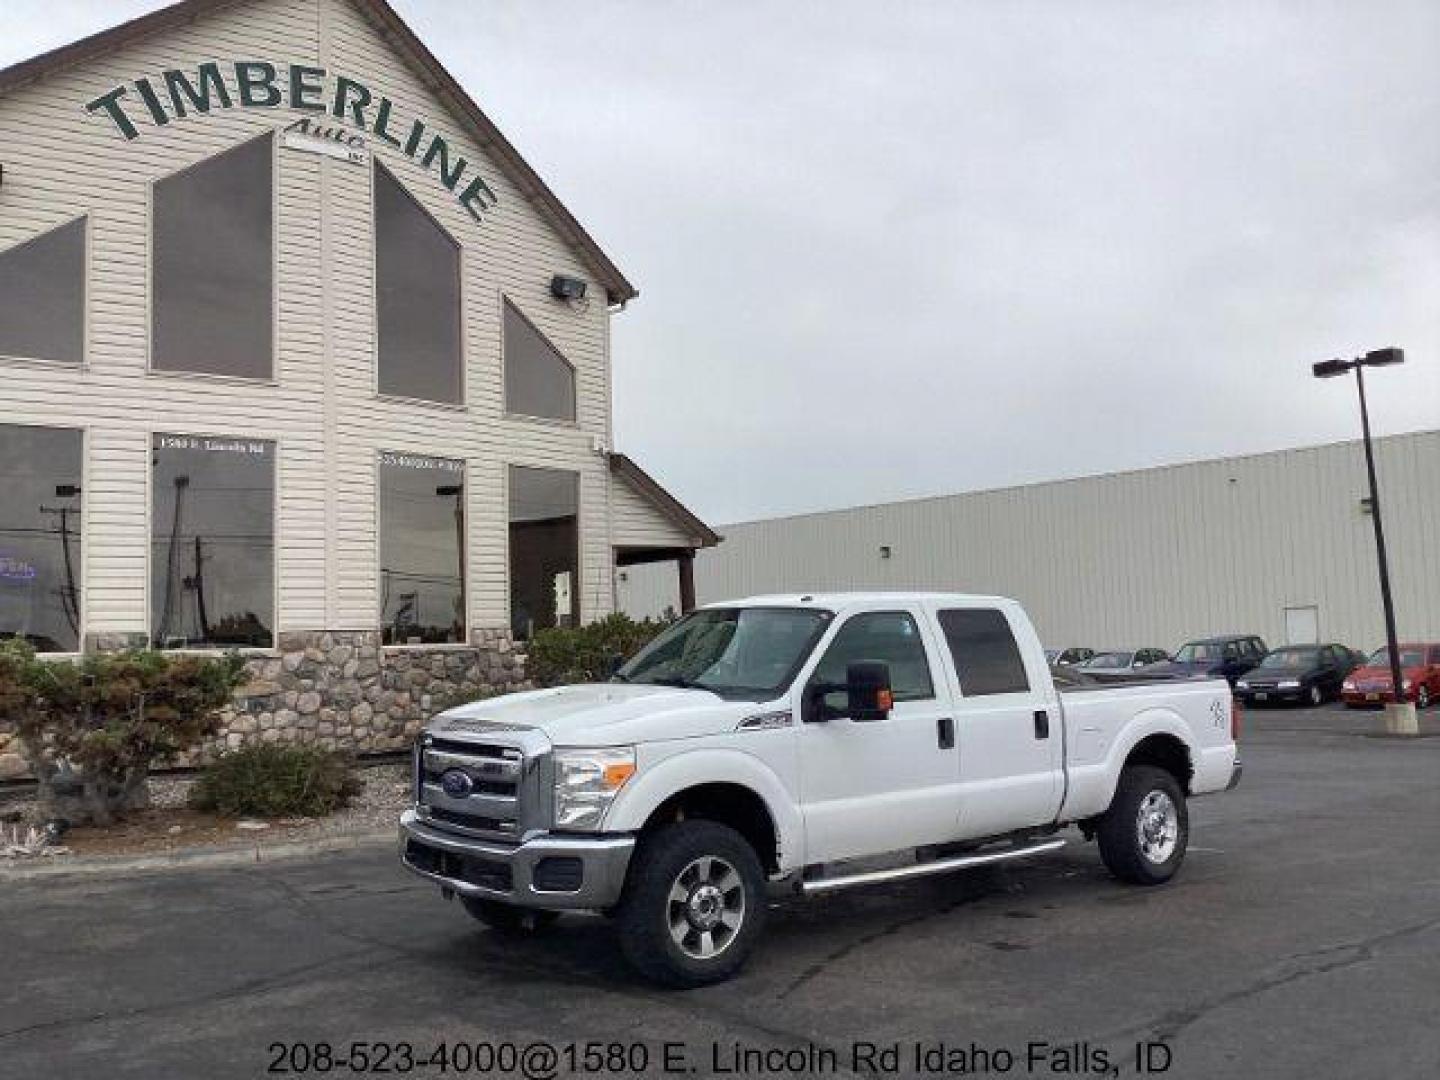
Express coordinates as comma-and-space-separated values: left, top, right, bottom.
379, 452, 466, 645
152, 133, 273, 379
0, 218, 85, 365
0, 425, 83, 653
151, 434, 274, 648
503, 299, 576, 421
508, 466, 578, 640
375, 164, 462, 404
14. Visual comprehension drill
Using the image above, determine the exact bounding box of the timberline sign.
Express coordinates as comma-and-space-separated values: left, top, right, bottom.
83, 61, 499, 221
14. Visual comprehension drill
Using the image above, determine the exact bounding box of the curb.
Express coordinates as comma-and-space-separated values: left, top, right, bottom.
0, 828, 395, 882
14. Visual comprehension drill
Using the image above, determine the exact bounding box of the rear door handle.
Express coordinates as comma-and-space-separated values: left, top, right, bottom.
937, 716, 955, 749
1033, 710, 1050, 739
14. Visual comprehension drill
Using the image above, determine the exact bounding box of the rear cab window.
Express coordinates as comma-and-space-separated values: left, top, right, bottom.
936, 607, 1031, 697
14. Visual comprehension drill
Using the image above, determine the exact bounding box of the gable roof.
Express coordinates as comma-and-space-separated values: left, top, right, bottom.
0, 0, 637, 304
609, 453, 720, 548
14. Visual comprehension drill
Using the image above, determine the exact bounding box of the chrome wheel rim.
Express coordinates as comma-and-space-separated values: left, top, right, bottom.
1309, 685, 1322, 706
1137, 791, 1179, 864
667, 855, 745, 960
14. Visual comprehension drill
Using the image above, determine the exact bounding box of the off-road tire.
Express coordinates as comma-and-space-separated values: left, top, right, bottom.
459, 896, 560, 934
616, 820, 767, 988
1096, 764, 1189, 886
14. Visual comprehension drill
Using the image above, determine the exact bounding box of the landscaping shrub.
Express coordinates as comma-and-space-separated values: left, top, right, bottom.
189, 745, 361, 818
0, 638, 246, 826
526, 612, 675, 687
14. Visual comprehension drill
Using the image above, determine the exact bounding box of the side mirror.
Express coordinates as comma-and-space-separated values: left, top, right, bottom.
845, 661, 893, 722
804, 660, 894, 723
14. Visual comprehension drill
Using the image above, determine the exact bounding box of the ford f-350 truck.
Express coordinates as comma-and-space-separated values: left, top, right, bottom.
399, 593, 1241, 986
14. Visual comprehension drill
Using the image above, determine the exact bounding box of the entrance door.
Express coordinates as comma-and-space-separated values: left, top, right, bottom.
1284, 606, 1319, 645
797, 608, 958, 863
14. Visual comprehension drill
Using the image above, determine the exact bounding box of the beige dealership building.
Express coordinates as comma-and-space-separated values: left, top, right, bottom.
0, 0, 715, 757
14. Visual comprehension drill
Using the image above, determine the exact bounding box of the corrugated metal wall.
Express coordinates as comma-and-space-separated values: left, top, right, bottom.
619, 430, 1440, 652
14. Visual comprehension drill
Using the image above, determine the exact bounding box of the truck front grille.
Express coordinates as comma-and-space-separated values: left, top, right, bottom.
414, 729, 551, 840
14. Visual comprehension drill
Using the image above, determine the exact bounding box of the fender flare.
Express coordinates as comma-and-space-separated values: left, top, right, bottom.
605, 748, 804, 872
1103, 707, 1196, 782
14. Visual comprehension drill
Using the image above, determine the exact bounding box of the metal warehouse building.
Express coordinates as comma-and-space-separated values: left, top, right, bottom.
620, 429, 1440, 654
0, 0, 716, 766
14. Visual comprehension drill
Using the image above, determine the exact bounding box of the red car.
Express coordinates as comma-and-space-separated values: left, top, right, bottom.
1340, 643, 1440, 709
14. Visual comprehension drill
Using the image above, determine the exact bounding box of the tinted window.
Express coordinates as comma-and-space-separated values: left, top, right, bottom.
509, 466, 578, 640
153, 134, 272, 378
0, 218, 85, 364
379, 452, 465, 645
375, 164, 462, 404
0, 425, 83, 652
504, 299, 576, 421
151, 434, 274, 648
939, 607, 1030, 696
811, 611, 934, 703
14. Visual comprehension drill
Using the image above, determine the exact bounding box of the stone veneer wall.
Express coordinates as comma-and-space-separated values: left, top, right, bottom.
0, 629, 528, 779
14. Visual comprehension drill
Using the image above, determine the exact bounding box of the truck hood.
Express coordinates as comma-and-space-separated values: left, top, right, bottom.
427, 683, 760, 747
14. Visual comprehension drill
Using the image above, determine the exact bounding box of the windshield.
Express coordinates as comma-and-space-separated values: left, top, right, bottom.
1172, 642, 1223, 663
616, 607, 833, 700
1367, 647, 1424, 668
1085, 652, 1133, 667
1258, 647, 1319, 670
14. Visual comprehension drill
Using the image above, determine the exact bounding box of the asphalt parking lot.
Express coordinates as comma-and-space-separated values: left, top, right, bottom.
3, 704, 1439, 1080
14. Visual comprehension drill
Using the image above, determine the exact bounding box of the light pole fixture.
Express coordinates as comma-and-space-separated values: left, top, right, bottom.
1312, 346, 1410, 730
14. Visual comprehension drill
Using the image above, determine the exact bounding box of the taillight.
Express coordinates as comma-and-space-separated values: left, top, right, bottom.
1231, 698, 1242, 741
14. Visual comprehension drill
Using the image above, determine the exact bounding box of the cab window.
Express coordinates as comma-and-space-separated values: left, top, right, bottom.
938, 607, 1031, 696
809, 611, 934, 706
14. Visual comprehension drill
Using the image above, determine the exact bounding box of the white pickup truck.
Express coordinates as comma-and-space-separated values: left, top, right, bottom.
399, 592, 1241, 986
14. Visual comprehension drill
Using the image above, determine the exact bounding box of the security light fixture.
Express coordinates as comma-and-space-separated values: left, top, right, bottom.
550, 274, 587, 302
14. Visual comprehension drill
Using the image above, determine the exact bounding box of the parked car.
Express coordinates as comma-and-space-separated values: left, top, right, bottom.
1147, 635, 1267, 686
400, 592, 1240, 986
1234, 644, 1358, 707
1044, 647, 1095, 666
1080, 649, 1171, 676
1341, 643, 1440, 709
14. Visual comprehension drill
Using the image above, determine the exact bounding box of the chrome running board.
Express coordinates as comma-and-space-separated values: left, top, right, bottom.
801, 838, 1066, 896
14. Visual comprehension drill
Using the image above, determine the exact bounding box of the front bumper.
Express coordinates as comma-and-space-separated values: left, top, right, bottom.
398, 809, 635, 910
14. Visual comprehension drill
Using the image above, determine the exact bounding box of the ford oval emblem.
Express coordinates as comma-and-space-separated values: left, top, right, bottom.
439, 768, 474, 798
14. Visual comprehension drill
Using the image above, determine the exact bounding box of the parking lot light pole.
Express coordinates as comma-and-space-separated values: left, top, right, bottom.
1312, 347, 1413, 733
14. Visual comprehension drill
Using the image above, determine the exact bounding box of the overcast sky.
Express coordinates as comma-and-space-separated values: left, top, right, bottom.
5, 1, 1437, 523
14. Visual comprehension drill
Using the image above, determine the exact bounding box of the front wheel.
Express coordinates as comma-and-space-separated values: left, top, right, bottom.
616, 820, 767, 988
1096, 765, 1189, 886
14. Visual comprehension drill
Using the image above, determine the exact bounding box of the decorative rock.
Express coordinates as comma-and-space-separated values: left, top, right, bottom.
296, 691, 322, 715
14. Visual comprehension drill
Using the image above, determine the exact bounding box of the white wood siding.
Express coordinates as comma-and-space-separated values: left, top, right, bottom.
0, 0, 621, 639
610, 471, 698, 549
620, 431, 1440, 651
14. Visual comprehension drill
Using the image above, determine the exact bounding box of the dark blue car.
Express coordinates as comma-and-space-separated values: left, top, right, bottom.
1147, 634, 1267, 686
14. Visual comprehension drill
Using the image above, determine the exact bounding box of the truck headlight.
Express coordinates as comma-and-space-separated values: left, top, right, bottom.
1278, 680, 1300, 690
553, 747, 636, 831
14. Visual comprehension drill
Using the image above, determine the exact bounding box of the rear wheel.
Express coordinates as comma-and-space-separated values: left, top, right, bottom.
1096, 765, 1189, 886
459, 896, 560, 934
616, 820, 767, 988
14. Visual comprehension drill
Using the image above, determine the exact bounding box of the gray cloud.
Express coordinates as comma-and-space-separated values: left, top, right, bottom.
6, 1, 1436, 522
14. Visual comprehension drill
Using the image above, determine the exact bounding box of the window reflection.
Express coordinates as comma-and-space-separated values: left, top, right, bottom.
151, 434, 274, 648
508, 466, 578, 640
0, 425, 83, 653
152, 134, 273, 379
380, 452, 465, 644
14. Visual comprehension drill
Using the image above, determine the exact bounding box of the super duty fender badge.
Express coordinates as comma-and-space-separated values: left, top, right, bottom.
738, 710, 794, 731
